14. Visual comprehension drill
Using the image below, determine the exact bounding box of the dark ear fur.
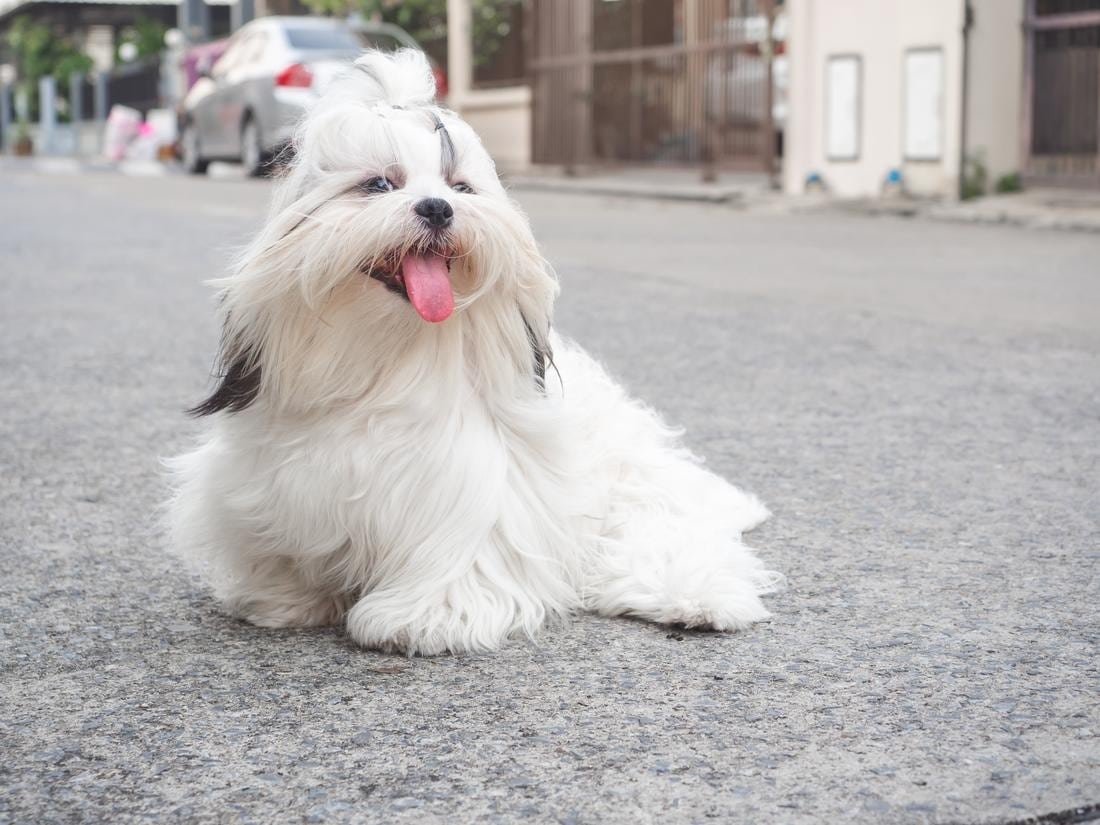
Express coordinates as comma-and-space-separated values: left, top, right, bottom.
188, 337, 262, 417
521, 312, 555, 393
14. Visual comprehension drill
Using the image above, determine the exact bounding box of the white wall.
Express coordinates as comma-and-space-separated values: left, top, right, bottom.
446, 0, 531, 173
448, 86, 531, 173
965, 0, 1023, 185
784, 0, 966, 197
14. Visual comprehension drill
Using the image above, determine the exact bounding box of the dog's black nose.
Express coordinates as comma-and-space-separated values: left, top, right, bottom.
414, 197, 454, 229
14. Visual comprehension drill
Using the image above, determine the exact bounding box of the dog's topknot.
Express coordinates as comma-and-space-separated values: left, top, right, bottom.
346, 48, 439, 109
274, 48, 444, 209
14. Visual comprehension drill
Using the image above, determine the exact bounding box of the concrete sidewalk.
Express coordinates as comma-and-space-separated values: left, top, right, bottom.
505, 168, 1100, 234
926, 189, 1100, 233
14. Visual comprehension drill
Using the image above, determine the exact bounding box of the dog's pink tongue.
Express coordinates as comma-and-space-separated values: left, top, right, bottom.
401, 252, 453, 323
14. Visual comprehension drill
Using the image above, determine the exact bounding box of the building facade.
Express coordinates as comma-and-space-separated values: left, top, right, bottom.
783, 0, 1026, 198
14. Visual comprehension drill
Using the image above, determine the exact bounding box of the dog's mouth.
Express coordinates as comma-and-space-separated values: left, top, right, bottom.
365, 246, 455, 324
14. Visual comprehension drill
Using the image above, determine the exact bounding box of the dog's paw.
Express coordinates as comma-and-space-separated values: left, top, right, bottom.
590, 564, 779, 633
345, 591, 525, 656
235, 594, 348, 629
655, 593, 771, 632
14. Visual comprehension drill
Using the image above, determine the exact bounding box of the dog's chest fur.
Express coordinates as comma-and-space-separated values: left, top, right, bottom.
211, 338, 599, 600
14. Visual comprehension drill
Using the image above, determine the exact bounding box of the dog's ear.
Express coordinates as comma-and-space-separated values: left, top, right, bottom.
188, 334, 262, 417
508, 233, 558, 394
521, 312, 552, 392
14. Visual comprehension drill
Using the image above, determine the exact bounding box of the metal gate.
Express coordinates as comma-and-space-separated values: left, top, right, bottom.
1023, 0, 1100, 185
529, 0, 778, 175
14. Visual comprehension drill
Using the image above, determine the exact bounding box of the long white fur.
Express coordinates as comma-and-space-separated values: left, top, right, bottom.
169, 50, 782, 655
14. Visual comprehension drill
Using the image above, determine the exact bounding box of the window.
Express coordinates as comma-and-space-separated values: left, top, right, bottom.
1036, 0, 1100, 15
593, 0, 676, 52
358, 32, 406, 52
472, 0, 527, 88
284, 26, 362, 52
903, 48, 943, 161
825, 55, 861, 161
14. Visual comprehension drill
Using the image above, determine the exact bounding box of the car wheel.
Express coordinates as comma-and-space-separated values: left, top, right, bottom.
241, 117, 266, 178
180, 121, 209, 175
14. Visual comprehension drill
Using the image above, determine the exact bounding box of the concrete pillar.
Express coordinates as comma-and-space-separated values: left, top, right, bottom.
179, 0, 210, 44
573, 0, 592, 170
0, 83, 11, 152
39, 76, 56, 154
69, 72, 84, 121
446, 0, 472, 108
69, 72, 84, 155
94, 71, 108, 124
94, 71, 108, 154
231, 0, 255, 32
444, 0, 534, 173
782, 0, 813, 195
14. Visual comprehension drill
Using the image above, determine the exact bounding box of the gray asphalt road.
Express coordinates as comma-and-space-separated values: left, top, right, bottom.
1, 167, 1098, 825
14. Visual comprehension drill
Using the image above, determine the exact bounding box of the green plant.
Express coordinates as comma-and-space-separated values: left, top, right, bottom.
995, 172, 1022, 194
8, 16, 50, 121
961, 152, 988, 201
6, 16, 92, 123
54, 50, 93, 87
115, 17, 169, 63
11, 117, 33, 153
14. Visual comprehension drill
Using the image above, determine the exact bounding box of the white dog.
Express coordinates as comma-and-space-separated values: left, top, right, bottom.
169, 50, 781, 655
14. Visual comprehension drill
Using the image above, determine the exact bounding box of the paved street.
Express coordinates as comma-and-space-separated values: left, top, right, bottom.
1, 167, 1098, 824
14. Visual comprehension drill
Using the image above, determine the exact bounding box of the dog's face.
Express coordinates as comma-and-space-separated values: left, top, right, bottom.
199, 50, 556, 414
290, 98, 505, 324
266, 51, 535, 325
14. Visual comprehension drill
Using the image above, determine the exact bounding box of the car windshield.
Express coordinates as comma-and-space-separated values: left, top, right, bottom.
357, 32, 405, 51
284, 26, 362, 51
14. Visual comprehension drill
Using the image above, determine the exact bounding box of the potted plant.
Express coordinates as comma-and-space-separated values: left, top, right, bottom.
6, 15, 92, 156
13, 120, 33, 155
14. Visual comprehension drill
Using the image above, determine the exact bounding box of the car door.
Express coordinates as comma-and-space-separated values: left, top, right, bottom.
234, 31, 270, 156
205, 33, 249, 156
196, 39, 231, 156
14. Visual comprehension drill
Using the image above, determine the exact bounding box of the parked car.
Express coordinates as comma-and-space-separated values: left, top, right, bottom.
179, 16, 442, 176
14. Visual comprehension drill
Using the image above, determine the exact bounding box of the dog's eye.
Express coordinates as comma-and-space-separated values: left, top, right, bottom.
451, 182, 474, 194
361, 176, 395, 194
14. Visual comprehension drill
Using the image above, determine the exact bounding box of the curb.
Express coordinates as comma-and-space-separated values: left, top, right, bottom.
827, 197, 1100, 234
923, 204, 1100, 234
0, 156, 175, 177
504, 176, 761, 205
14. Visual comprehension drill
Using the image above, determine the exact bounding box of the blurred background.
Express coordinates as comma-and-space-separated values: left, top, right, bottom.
1, 0, 1097, 198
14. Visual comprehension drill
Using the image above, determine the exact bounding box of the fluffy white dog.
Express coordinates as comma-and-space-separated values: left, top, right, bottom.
170, 50, 781, 655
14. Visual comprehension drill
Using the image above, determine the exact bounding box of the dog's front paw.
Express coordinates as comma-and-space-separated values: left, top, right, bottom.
345, 590, 526, 656
654, 590, 771, 632
588, 560, 781, 634
234, 594, 349, 629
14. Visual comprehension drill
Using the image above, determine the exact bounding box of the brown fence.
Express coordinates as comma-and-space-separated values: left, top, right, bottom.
1023, 0, 1100, 185
529, 0, 778, 175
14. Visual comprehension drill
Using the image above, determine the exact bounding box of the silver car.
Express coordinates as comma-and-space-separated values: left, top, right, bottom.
180, 17, 424, 176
